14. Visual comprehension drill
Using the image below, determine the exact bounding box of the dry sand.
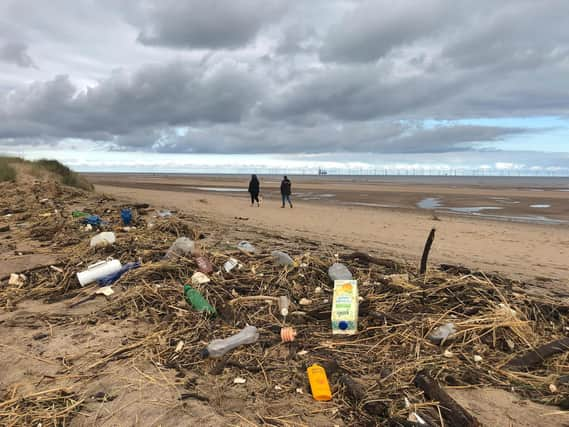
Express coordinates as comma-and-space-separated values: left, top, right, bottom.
90, 174, 569, 292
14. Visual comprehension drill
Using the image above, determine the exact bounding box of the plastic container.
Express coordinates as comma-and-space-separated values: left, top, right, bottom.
77, 258, 122, 287
307, 364, 332, 401
328, 263, 353, 282
271, 251, 294, 266
331, 280, 359, 335
428, 322, 456, 345
97, 261, 140, 286
164, 237, 195, 260
278, 295, 290, 317
196, 256, 214, 274
201, 325, 258, 358
280, 327, 297, 343
90, 232, 116, 248
224, 258, 239, 272
121, 208, 132, 226
237, 241, 256, 253
184, 284, 216, 315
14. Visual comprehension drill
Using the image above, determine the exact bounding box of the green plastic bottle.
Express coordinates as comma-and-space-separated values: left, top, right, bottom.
72, 211, 89, 218
184, 284, 216, 315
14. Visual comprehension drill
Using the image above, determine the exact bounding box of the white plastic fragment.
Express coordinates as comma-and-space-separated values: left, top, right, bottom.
473, 355, 483, 362
233, 377, 247, 384
175, 341, 184, 353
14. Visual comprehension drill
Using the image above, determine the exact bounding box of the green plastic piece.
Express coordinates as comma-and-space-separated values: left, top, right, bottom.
72, 211, 89, 218
184, 284, 216, 315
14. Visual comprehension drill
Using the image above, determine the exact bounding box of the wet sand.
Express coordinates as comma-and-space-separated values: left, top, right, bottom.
88, 173, 569, 288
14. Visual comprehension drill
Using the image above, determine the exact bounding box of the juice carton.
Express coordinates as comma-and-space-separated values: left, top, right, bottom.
331, 279, 358, 335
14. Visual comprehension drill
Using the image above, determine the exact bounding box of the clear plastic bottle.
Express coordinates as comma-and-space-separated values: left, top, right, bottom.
271, 251, 294, 266
164, 237, 195, 260
428, 322, 456, 345
278, 295, 290, 316
201, 325, 259, 358
328, 263, 353, 281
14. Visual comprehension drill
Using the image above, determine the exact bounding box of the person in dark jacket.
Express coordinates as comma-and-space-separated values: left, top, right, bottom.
280, 175, 293, 208
248, 174, 260, 206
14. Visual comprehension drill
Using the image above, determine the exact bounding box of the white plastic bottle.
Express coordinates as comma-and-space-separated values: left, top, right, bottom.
328, 263, 353, 281
201, 325, 259, 358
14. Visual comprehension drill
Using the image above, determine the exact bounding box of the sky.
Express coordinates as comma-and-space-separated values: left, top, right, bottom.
1, 0, 569, 174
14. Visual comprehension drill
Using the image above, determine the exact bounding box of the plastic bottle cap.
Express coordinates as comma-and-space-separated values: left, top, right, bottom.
338, 321, 348, 330
200, 348, 210, 358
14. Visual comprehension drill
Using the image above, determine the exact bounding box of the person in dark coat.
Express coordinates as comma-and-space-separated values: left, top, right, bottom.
280, 175, 293, 208
248, 174, 260, 206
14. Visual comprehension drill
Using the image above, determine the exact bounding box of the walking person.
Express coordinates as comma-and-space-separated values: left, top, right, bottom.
248, 174, 260, 207
280, 175, 293, 208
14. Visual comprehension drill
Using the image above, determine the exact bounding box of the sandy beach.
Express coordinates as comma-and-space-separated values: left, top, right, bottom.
89, 174, 569, 291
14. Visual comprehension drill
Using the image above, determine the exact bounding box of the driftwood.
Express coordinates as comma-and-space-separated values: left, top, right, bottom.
414, 370, 481, 427
420, 228, 436, 275
506, 337, 569, 370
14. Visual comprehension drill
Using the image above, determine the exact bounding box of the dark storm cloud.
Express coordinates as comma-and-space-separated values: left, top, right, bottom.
1, 62, 263, 141
0, 42, 37, 68
135, 0, 287, 49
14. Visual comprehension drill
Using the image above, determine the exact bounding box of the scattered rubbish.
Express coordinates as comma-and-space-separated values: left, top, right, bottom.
408, 412, 427, 425
120, 208, 132, 226
83, 224, 93, 232
233, 377, 247, 384
278, 295, 290, 317
428, 322, 456, 345
297, 350, 308, 356
237, 241, 257, 254
328, 263, 353, 281
164, 237, 195, 260
307, 364, 332, 401
95, 286, 114, 297
50, 265, 64, 273
175, 341, 184, 353
201, 325, 258, 358
299, 298, 312, 305
280, 327, 297, 343
72, 211, 89, 218
191, 272, 210, 286
473, 355, 483, 362
158, 210, 172, 218
296, 388, 304, 394
549, 384, 558, 393
77, 258, 122, 287
90, 231, 116, 248
8, 273, 26, 286
184, 284, 216, 315
81, 215, 103, 227
224, 257, 239, 272
195, 256, 214, 274
331, 280, 359, 335
97, 261, 140, 286
271, 250, 294, 266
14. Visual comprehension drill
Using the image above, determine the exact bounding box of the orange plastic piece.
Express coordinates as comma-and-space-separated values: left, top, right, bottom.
307, 364, 332, 401
280, 327, 297, 343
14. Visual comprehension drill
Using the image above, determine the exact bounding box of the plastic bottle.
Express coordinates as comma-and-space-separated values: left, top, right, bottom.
237, 241, 256, 253
201, 325, 258, 358
184, 284, 216, 315
328, 263, 353, 281
97, 261, 140, 286
271, 251, 294, 266
90, 232, 116, 248
164, 237, 195, 260
77, 258, 122, 287
307, 364, 332, 401
121, 208, 132, 226
278, 295, 290, 317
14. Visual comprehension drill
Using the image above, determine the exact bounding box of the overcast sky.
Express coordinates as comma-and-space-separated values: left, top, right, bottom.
1, 0, 569, 173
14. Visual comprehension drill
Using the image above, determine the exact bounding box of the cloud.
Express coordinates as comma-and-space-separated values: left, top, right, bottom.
0, 42, 37, 68
1, 61, 264, 141
134, 0, 288, 49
